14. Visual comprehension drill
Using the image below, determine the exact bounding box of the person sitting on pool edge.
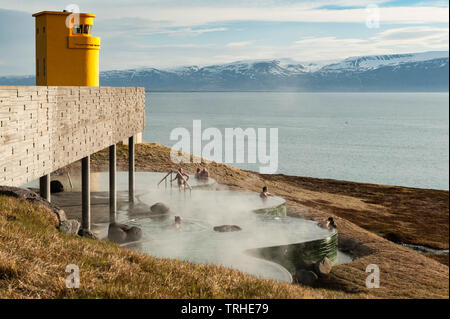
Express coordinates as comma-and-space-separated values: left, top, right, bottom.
195, 168, 201, 179
173, 216, 183, 229
199, 167, 209, 180
172, 168, 189, 189
260, 186, 274, 199
318, 217, 337, 230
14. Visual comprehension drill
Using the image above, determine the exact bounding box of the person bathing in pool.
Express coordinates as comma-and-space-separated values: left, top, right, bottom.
173, 216, 183, 229
260, 186, 274, 199
172, 168, 189, 190
200, 167, 209, 180
318, 217, 337, 230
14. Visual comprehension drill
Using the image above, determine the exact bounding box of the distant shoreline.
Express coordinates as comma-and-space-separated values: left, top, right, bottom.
144, 90, 450, 93
0, 80, 447, 93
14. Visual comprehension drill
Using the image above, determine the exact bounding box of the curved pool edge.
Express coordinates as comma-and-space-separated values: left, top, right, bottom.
252, 200, 287, 217
81, 182, 338, 283
245, 232, 339, 275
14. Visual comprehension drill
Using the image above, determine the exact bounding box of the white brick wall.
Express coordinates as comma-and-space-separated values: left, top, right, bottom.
0, 86, 146, 187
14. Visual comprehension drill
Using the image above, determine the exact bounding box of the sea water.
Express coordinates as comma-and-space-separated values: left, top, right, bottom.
143, 92, 449, 190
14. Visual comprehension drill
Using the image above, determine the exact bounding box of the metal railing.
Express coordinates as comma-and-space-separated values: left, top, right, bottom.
157, 170, 192, 195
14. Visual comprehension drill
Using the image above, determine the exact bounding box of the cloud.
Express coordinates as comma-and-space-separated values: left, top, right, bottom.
287, 37, 380, 61
413, 1, 449, 7
373, 26, 449, 41
95, 6, 448, 27
0, 0, 395, 14
371, 26, 449, 50
209, 26, 449, 65
94, 17, 227, 38
0, 1, 448, 27
166, 27, 228, 37
102, 24, 449, 69
288, 27, 449, 61
128, 43, 212, 50
226, 41, 253, 47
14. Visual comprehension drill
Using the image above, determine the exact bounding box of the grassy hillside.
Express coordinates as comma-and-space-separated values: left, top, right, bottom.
0, 195, 340, 299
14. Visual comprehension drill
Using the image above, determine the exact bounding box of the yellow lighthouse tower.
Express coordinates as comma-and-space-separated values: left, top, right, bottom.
33, 11, 100, 86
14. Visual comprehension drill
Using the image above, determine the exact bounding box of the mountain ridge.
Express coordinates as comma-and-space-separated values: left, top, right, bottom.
1, 51, 448, 91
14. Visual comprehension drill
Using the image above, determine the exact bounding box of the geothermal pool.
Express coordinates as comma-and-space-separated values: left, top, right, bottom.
97, 188, 349, 283
23, 172, 351, 282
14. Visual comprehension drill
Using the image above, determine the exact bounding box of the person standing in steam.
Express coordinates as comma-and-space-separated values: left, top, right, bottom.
172, 168, 189, 190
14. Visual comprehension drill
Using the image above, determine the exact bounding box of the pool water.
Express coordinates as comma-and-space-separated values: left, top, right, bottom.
94, 188, 347, 282
22, 171, 352, 282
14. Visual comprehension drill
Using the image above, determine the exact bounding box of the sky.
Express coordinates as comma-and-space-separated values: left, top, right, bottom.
0, 0, 448, 75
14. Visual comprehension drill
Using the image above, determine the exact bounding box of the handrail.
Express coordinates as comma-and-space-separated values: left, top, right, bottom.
67, 171, 73, 191
157, 170, 192, 192
157, 171, 173, 187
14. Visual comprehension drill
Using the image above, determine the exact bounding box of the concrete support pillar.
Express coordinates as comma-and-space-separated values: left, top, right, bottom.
122, 132, 142, 144
109, 144, 117, 222
39, 174, 51, 202
81, 156, 90, 230
128, 136, 135, 203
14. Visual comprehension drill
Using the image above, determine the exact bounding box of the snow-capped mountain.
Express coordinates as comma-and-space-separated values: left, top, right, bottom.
166, 59, 330, 76
319, 51, 449, 72
99, 51, 448, 91
1, 51, 448, 91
